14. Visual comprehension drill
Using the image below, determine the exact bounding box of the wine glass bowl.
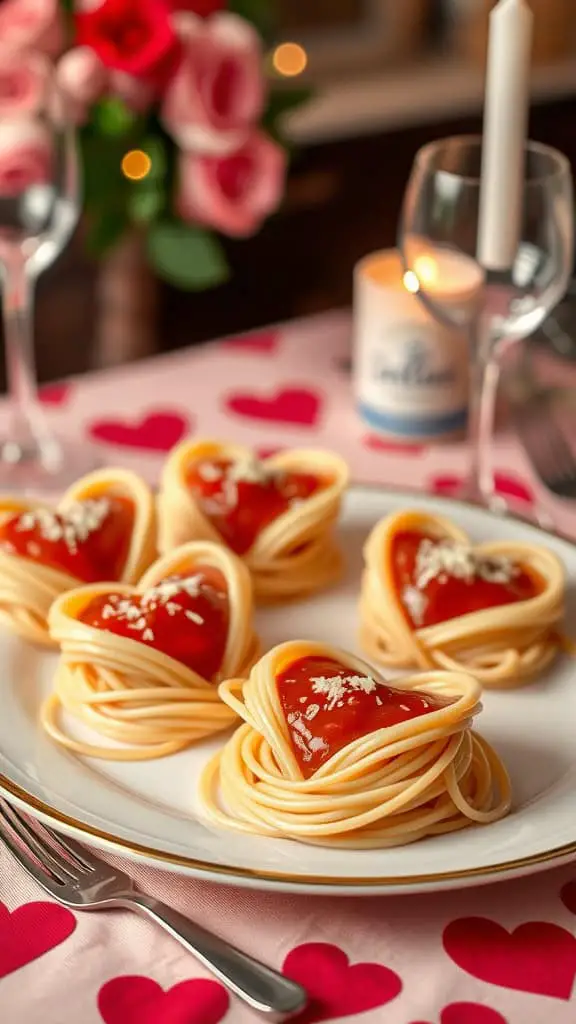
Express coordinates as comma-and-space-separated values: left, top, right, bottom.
0, 104, 98, 494
399, 135, 574, 509
0, 117, 76, 262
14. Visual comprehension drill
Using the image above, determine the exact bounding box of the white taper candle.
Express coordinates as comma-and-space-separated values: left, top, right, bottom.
477, 0, 534, 270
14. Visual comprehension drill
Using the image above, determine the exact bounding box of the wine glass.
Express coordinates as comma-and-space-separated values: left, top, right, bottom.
0, 104, 98, 495
399, 135, 574, 511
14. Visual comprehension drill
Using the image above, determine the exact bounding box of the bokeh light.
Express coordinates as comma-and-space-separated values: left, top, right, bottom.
414, 255, 439, 287
272, 42, 308, 77
403, 271, 420, 294
121, 150, 152, 181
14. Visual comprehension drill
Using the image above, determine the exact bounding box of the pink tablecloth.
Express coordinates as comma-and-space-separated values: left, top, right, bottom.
2, 310, 576, 1024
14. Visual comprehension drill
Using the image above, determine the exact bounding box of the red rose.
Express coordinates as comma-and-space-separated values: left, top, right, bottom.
76, 0, 181, 90
169, 0, 225, 14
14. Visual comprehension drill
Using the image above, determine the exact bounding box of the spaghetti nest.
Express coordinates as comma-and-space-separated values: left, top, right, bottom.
41, 541, 259, 760
157, 439, 349, 602
198, 641, 511, 848
0, 468, 156, 647
360, 509, 565, 689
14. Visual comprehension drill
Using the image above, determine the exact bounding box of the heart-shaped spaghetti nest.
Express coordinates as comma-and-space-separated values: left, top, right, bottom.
157, 439, 349, 602
198, 640, 511, 848
359, 509, 565, 689
0, 468, 156, 647
41, 541, 259, 760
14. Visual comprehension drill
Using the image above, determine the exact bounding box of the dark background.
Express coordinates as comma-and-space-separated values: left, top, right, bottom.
20, 96, 576, 386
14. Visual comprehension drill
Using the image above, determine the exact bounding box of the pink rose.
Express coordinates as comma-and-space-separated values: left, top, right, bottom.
163, 11, 266, 155
55, 46, 108, 124
0, 0, 64, 56
177, 130, 286, 237
57, 47, 108, 104
110, 71, 154, 112
0, 49, 51, 118
0, 119, 53, 198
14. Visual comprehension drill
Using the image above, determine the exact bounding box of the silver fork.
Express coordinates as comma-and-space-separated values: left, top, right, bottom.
0, 799, 307, 1022
514, 390, 576, 499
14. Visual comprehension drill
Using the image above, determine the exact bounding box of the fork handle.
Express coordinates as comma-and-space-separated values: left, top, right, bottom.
120, 892, 307, 1021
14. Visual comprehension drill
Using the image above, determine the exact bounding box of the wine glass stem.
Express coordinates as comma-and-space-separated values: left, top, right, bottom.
2, 260, 49, 453
466, 319, 500, 506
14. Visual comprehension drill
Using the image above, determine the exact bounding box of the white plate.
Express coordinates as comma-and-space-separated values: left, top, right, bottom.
1, 487, 576, 896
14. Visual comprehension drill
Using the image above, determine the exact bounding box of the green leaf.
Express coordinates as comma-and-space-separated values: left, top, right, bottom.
93, 98, 138, 137
140, 135, 167, 181
80, 133, 131, 209
129, 183, 165, 224
147, 222, 230, 291
85, 211, 128, 256
229, 0, 275, 42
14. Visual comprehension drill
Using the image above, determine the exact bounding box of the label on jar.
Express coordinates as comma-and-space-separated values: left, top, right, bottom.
354, 318, 469, 439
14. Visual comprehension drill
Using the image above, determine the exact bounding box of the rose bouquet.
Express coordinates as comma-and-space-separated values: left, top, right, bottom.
0, 0, 309, 290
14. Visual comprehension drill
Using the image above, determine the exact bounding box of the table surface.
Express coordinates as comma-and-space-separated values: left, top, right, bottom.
2, 309, 576, 1024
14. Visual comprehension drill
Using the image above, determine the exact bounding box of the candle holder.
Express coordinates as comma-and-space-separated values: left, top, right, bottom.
353, 249, 474, 443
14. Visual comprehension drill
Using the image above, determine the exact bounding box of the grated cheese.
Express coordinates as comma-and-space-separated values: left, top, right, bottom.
402, 585, 427, 627
185, 610, 204, 625
228, 458, 271, 485
310, 673, 379, 711
143, 575, 204, 604
97, 571, 215, 645
197, 462, 223, 483
14, 499, 111, 553
414, 538, 515, 591
309, 737, 328, 753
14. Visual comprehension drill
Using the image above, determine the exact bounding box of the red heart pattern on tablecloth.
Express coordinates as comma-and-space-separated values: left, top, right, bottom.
219, 329, 280, 353
430, 473, 535, 507
98, 975, 229, 1024
443, 917, 576, 1000
39, 382, 73, 407
225, 387, 322, 427
282, 942, 402, 1023
0, 901, 76, 979
561, 880, 576, 915
410, 1003, 508, 1024
363, 434, 427, 456
89, 412, 191, 452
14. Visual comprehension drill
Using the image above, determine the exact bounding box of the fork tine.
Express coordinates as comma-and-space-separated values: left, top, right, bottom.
0, 801, 77, 883
35, 820, 99, 874
0, 805, 65, 892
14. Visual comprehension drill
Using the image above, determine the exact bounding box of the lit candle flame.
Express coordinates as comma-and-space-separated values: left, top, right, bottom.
403, 271, 420, 294
414, 256, 439, 287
